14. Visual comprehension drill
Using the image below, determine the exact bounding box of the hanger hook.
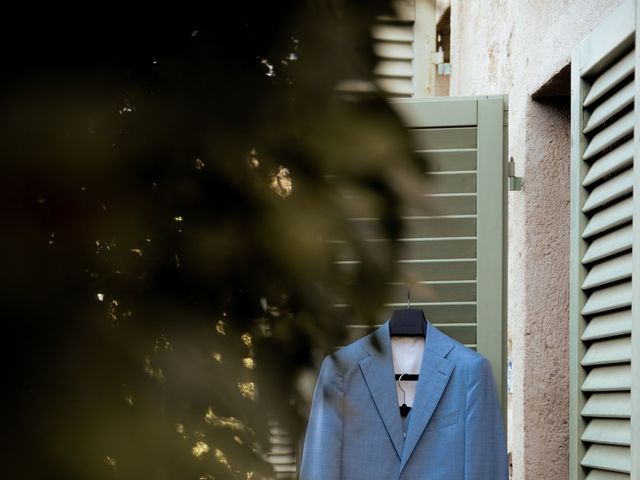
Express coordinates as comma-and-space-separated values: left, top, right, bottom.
397, 373, 407, 405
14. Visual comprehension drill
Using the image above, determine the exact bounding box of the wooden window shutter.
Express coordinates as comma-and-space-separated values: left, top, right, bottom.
372, 0, 416, 97
569, 0, 640, 478
332, 96, 508, 421
392, 97, 508, 418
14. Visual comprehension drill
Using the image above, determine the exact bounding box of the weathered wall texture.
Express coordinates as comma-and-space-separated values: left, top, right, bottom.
447, 1, 625, 479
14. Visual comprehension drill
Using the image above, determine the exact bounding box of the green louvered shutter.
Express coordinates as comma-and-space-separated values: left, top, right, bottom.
333, 96, 509, 419
372, 0, 415, 97
569, 0, 640, 478
265, 419, 296, 479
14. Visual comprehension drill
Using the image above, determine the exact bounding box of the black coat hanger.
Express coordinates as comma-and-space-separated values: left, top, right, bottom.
390, 288, 426, 387
397, 373, 411, 417
389, 287, 427, 337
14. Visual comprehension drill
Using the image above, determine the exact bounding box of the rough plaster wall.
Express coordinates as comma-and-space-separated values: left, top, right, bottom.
448, 1, 625, 479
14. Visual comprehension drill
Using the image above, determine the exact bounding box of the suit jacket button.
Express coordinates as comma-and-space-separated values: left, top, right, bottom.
403, 432, 406, 438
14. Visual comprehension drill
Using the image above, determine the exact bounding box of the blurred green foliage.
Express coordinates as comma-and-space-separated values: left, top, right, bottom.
1, 2, 427, 478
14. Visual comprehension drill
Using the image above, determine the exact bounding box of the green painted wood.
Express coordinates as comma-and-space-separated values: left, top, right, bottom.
570, 41, 591, 480
583, 140, 633, 187
585, 470, 630, 480
391, 97, 478, 127
475, 97, 508, 432
581, 197, 633, 238
577, 0, 635, 77
584, 81, 634, 133
581, 418, 631, 446
581, 281, 632, 315
334, 257, 477, 282
583, 50, 634, 107
582, 310, 632, 341
330, 237, 477, 262
385, 280, 477, 303
415, 148, 477, 171
386, 97, 508, 429
582, 111, 634, 160
581, 445, 631, 474
581, 336, 632, 366
409, 127, 477, 148
631, 4, 640, 477
581, 168, 634, 213
582, 365, 632, 392
571, 3, 639, 478
582, 392, 632, 418
581, 224, 633, 265
581, 252, 632, 289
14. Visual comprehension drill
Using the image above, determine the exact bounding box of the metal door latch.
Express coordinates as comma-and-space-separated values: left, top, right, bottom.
508, 157, 523, 191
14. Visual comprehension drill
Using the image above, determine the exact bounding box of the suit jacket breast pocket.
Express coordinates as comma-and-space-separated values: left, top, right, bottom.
425, 409, 459, 431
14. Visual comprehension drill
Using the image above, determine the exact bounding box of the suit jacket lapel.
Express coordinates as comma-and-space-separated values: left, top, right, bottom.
358, 320, 405, 459
399, 320, 455, 474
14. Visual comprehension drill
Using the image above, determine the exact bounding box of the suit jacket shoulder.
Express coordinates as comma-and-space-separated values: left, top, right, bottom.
318, 329, 372, 379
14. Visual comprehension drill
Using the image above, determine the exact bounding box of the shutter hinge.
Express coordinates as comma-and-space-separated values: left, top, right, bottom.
508, 157, 523, 191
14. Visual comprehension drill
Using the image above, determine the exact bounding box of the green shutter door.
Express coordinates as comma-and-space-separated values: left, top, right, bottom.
569, 0, 639, 478
335, 96, 509, 420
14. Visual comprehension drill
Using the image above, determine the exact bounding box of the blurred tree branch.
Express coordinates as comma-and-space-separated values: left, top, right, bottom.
0, 1, 427, 478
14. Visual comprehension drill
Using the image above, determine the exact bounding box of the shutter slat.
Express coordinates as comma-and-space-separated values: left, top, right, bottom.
583, 50, 634, 108
581, 444, 631, 474
372, 3, 415, 98
374, 60, 413, 78
335, 259, 477, 282
346, 323, 477, 345
582, 110, 634, 160
333, 237, 477, 262
582, 309, 632, 341
581, 281, 632, 316
268, 454, 298, 464
273, 464, 297, 473
267, 418, 296, 478
269, 444, 294, 455
581, 336, 631, 366
387, 280, 476, 301
397, 237, 476, 257
574, 14, 636, 480
373, 41, 413, 60
581, 196, 633, 239
343, 214, 477, 238
583, 139, 633, 187
581, 364, 631, 392
583, 81, 634, 134
585, 471, 630, 480
582, 392, 631, 418
582, 167, 633, 213
410, 127, 478, 149
338, 304, 477, 324
416, 149, 477, 172
581, 224, 632, 265
375, 77, 413, 96
424, 171, 477, 194
416, 194, 477, 215
371, 24, 414, 42
581, 252, 632, 289
581, 418, 631, 446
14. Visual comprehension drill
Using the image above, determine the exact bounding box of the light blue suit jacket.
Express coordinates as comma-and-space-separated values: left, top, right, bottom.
299, 319, 508, 480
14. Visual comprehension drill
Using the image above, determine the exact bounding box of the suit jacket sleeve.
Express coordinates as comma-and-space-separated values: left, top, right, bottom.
299, 354, 343, 480
464, 355, 508, 480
